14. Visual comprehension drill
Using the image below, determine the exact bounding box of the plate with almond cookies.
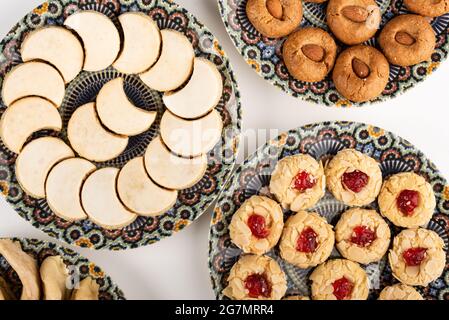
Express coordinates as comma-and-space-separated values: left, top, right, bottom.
209, 121, 449, 300
0, 0, 241, 250
218, 0, 449, 106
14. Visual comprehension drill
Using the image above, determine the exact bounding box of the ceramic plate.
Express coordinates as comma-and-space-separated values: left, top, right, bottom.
218, 0, 449, 106
0, 237, 125, 299
0, 0, 241, 250
209, 121, 449, 300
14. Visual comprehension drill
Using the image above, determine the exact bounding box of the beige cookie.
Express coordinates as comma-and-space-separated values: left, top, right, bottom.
378, 172, 436, 228
378, 284, 423, 300
404, 0, 449, 17
279, 211, 334, 268
389, 228, 445, 286
223, 254, 287, 300
379, 15, 435, 67
283, 28, 337, 82
269, 154, 325, 211
310, 259, 369, 300
229, 196, 284, 255
325, 148, 382, 206
335, 208, 391, 264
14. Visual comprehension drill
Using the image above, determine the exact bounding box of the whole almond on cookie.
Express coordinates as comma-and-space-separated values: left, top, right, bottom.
301, 44, 325, 62
266, 0, 283, 19
352, 58, 370, 78
341, 6, 369, 23
395, 31, 416, 45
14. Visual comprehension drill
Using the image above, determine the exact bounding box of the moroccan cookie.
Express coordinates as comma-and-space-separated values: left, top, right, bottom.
332, 45, 390, 102
325, 149, 382, 206
279, 211, 334, 268
378, 284, 423, 300
246, 0, 303, 38
223, 254, 287, 300
229, 196, 284, 255
378, 172, 436, 228
388, 228, 445, 286
310, 259, 369, 300
379, 15, 435, 67
269, 154, 325, 211
335, 208, 390, 264
404, 0, 449, 17
283, 28, 337, 82
327, 0, 381, 45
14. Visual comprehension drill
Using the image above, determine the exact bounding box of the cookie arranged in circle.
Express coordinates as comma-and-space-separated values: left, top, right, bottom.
229, 196, 284, 255
335, 208, 390, 264
279, 211, 334, 269
388, 228, 445, 286
325, 148, 382, 206
309, 259, 369, 300
246, 0, 303, 38
379, 15, 435, 67
283, 28, 338, 82
378, 172, 436, 228
378, 284, 423, 300
327, 0, 381, 45
403, 0, 449, 17
269, 154, 325, 211
222, 254, 287, 300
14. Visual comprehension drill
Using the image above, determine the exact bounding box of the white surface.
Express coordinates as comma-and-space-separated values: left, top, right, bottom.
1, 0, 449, 300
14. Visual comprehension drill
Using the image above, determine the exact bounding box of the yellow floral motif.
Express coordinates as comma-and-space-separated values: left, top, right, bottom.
232, 137, 240, 154
336, 99, 351, 107
427, 62, 439, 74
214, 40, 225, 57
174, 219, 189, 232
89, 263, 104, 278
33, 3, 49, 15
75, 238, 93, 248
247, 59, 260, 73
212, 207, 222, 225
368, 126, 385, 138
443, 185, 449, 200
271, 132, 287, 147
0, 181, 9, 197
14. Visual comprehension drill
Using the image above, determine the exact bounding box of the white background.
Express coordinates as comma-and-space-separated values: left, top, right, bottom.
0, 0, 448, 300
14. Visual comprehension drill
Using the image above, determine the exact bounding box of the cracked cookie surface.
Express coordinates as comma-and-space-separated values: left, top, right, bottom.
378, 284, 423, 300
404, 0, 449, 17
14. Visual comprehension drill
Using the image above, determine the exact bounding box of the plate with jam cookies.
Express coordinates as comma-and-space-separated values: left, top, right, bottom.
218, 0, 449, 106
209, 121, 449, 300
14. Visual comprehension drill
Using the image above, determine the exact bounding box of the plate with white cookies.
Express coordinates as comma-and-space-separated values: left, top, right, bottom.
0, 238, 125, 300
0, 0, 241, 250
209, 121, 449, 300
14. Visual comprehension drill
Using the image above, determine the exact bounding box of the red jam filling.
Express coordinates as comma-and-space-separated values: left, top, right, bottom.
396, 190, 420, 216
292, 171, 316, 192
244, 274, 271, 298
296, 227, 318, 253
247, 214, 270, 239
342, 170, 369, 193
332, 277, 354, 300
402, 247, 427, 266
350, 225, 376, 247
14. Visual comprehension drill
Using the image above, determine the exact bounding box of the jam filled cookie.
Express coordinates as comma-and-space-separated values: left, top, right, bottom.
332, 45, 389, 102
335, 208, 390, 264
388, 228, 445, 286
310, 259, 369, 300
325, 149, 382, 206
229, 196, 284, 255
378, 172, 436, 228
269, 154, 325, 211
246, 0, 303, 38
283, 28, 337, 82
403, 0, 449, 17
327, 0, 381, 45
279, 211, 335, 268
378, 284, 424, 300
379, 15, 435, 67
223, 254, 287, 300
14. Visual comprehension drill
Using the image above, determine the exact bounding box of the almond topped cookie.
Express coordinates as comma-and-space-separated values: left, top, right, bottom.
269, 154, 325, 211
279, 211, 335, 268
378, 172, 436, 228
378, 284, 424, 300
229, 196, 284, 255
388, 228, 446, 286
403, 0, 449, 17
335, 208, 390, 264
310, 259, 370, 300
325, 149, 382, 206
223, 254, 287, 300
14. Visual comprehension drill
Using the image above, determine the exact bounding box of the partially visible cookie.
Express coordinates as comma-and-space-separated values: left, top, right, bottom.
404, 0, 449, 17
283, 295, 311, 300
327, 0, 381, 45
378, 284, 424, 300
332, 45, 389, 102
246, 0, 303, 38
379, 15, 435, 67
283, 28, 338, 82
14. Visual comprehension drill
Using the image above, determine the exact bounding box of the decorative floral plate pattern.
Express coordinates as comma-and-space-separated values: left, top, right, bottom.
0, 0, 241, 250
218, 0, 449, 106
0, 238, 125, 299
209, 121, 449, 300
